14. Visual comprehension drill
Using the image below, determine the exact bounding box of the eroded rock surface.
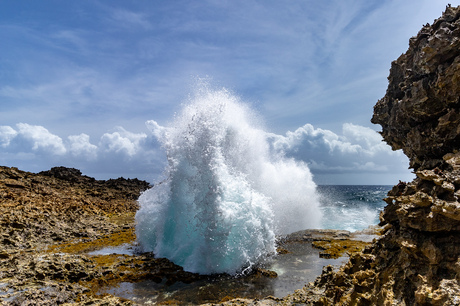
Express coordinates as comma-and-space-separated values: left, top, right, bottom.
4, 6, 460, 305
0, 166, 149, 251
214, 6, 460, 305
372, 5, 460, 171
0, 166, 151, 305
304, 5, 460, 305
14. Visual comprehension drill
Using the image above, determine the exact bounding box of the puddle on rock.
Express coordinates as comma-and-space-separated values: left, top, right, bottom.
87, 243, 137, 256
96, 241, 347, 305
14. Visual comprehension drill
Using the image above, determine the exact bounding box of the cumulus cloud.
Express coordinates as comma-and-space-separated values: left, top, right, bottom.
0, 123, 162, 179
99, 127, 147, 157
0, 121, 411, 184
145, 120, 167, 142
67, 134, 98, 160
268, 123, 408, 175
0, 126, 17, 147
16, 123, 67, 155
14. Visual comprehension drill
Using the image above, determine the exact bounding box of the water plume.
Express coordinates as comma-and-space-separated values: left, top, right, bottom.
135, 85, 320, 275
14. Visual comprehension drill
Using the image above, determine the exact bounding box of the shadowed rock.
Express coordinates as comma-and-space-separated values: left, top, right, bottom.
372, 5, 460, 171
308, 5, 460, 305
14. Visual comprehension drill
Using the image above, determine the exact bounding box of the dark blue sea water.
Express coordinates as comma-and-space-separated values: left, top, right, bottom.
318, 185, 392, 232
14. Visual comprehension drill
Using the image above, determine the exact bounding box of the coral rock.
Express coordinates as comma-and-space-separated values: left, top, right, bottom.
313, 5, 460, 305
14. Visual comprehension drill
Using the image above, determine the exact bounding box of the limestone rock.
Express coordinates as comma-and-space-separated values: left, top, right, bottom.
372, 5, 460, 171
0, 166, 151, 305
312, 5, 460, 305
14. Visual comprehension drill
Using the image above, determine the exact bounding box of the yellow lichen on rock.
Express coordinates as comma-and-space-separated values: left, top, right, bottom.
311, 239, 370, 259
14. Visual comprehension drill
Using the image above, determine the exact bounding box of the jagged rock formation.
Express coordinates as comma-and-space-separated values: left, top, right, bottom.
0, 166, 151, 305
311, 5, 460, 305
40, 166, 151, 200
0, 166, 150, 250
4, 5, 460, 304
372, 5, 460, 171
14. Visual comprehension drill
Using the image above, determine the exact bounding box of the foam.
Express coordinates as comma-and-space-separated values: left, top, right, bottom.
135, 86, 320, 274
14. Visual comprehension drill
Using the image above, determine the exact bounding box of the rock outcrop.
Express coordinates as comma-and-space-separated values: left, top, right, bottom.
309, 5, 460, 305
1, 165, 371, 305
372, 5, 460, 171
0, 166, 152, 305
4, 5, 460, 305
0, 166, 150, 250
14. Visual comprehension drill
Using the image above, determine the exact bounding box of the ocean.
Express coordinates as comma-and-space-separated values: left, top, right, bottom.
100, 184, 392, 303
127, 85, 395, 303
317, 185, 392, 232
135, 86, 393, 277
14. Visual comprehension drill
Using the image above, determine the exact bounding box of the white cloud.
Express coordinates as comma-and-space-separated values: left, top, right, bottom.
0, 121, 411, 184
145, 120, 167, 142
1, 123, 154, 161
99, 127, 147, 157
0, 126, 17, 147
16, 123, 67, 155
268, 123, 408, 175
270, 123, 360, 156
342, 123, 386, 152
67, 133, 98, 160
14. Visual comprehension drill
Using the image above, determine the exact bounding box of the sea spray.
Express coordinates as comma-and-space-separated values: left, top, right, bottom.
135, 86, 321, 274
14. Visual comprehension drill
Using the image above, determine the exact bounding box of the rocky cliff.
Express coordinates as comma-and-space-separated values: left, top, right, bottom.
372, 5, 460, 172
311, 5, 460, 305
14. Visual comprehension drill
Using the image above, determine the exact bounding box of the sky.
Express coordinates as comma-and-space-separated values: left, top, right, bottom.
0, 0, 457, 185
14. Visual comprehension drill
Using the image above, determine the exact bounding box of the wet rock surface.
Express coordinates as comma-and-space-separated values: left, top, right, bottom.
0, 166, 149, 251
4, 7, 460, 304
1, 165, 372, 305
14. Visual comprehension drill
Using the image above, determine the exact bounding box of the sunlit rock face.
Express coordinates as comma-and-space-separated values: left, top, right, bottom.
312, 6, 460, 306
372, 5, 460, 171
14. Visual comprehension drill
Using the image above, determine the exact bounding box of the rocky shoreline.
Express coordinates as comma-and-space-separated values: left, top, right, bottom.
0, 165, 374, 305
2, 5, 460, 306
295, 5, 460, 305
209, 5, 460, 305
0, 166, 146, 305
0, 165, 214, 305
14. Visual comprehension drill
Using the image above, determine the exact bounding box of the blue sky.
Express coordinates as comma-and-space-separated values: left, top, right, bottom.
0, 0, 457, 184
